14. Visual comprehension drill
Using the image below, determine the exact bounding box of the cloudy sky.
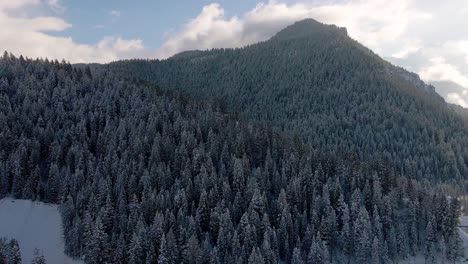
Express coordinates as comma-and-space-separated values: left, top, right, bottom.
2, 0, 468, 107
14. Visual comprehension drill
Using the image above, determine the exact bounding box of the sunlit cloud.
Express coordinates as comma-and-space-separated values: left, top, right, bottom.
0, 1, 143, 63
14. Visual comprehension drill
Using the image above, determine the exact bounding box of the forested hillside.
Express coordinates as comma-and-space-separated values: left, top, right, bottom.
0, 53, 464, 263
109, 19, 468, 183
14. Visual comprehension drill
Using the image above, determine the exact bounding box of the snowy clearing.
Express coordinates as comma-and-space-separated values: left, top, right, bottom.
0, 198, 82, 264
459, 215, 468, 263
458, 227, 468, 263
461, 216, 468, 227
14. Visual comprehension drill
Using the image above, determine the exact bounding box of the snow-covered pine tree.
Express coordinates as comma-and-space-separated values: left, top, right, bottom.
31, 248, 47, 264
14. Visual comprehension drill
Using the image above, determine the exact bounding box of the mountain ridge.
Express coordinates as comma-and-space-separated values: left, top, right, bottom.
169, 19, 438, 97
271, 18, 348, 41
108, 19, 468, 182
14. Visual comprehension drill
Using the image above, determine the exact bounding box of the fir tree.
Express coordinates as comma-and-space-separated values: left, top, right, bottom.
31, 248, 46, 264
157, 234, 168, 264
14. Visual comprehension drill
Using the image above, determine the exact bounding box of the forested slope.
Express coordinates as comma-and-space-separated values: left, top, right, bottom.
0, 53, 463, 263
109, 19, 468, 183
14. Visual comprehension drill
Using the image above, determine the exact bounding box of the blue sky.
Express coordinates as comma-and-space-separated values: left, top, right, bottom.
52, 0, 258, 49
1, 0, 468, 107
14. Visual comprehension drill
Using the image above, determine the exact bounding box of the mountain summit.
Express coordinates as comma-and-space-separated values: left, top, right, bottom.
110, 19, 468, 182
272, 18, 348, 41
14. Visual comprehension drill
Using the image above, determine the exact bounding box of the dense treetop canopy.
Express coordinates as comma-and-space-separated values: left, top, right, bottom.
0, 49, 464, 263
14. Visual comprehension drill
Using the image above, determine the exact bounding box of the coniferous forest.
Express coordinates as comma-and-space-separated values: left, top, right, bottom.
0, 52, 464, 263
0, 19, 467, 264
110, 20, 468, 184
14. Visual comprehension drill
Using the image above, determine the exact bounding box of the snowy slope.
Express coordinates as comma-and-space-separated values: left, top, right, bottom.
461, 216, 468, 227
459, 215, 468, 263
0, 198, 82, 264
458, 227, 468, 263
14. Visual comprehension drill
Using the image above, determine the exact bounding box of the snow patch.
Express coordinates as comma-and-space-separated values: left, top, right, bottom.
460, 216, 468, 227
458, 227, 468, 263
0, 198, 82, 264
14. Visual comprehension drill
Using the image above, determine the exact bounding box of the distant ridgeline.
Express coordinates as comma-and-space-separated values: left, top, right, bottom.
109, 19, 468, 184
0, 50, 464, 263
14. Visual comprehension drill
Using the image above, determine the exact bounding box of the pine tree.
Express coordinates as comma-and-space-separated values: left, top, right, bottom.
291, 247, 304, 264
8, 239, 21, 264
354, 207, 371, 262
0, 239, 6, 264
31, 248, 46, 264
307, 234, 329, 264
209, 247, 220, 264
425, 215, 436, 263
446, 230, 463, 263
157, 234, 168, 264
250, 188, 265, 215
371, 236, 380, 264
439, 237, 447, 264
196, 189, 210, 232
128, 231, 144, 264
277, 208, 290, 260
86, 216, 107, 264
320, 205, 337, 247
114, 233, 127, 264
233, 158, 245, 194
182, 234, 200, 264
261, 231, 275, 264
339, 204, 352, 256
248, 247, 265, 264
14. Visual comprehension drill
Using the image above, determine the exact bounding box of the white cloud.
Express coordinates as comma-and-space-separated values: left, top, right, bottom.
0, 0, 37, 11
392, 42, 421, 59
156, 0, 431, 58
419, 56, 468, 106
462, 8, 468, 15
443, 40, 468, 64
156, 4, 242, 58
0, 1, 143, 63
46, 0, 65, 13
109, 10, 121, 17
447, 93, 468, 108
98, 36, 144, 53
420, 57, 468, 89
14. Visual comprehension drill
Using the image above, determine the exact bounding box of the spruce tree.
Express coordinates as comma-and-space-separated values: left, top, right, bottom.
157, 234, 168, 264
31, 248, 46, 264
8, 239, 21, 264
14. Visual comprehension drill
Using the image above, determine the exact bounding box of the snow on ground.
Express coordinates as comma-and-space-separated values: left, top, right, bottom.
0, 198, 82, 264
458, 227, 468, 263
459, 216, 468, 263
459, 215, 468, 263
389, 226, 468, 264
461, 216, 468, 227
